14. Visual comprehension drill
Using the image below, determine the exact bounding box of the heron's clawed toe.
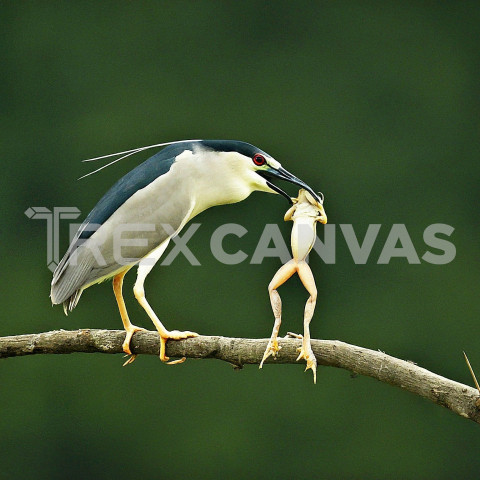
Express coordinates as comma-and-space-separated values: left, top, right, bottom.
165, 356, 187, 365
158, 329, 198, 363
296, 344, 317, 384
122, 354, 138, 366
260, 337, 281, 369
122, 325, 147, 356
167, 330, 199, 340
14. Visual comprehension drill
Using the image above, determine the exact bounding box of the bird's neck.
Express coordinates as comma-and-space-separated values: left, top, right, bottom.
178, 150, 257, 218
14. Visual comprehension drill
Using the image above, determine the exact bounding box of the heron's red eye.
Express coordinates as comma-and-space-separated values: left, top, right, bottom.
253, 153, 266, 166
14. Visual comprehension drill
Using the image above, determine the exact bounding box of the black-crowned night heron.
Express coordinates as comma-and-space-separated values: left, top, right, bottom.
51, 139, 320, 364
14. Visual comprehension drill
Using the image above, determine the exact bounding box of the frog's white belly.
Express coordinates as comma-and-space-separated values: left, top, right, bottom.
291, 217, 317, 261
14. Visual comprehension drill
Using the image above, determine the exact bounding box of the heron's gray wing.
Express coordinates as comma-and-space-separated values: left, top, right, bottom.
52, 141, 206, 282
51, 142, 197, 306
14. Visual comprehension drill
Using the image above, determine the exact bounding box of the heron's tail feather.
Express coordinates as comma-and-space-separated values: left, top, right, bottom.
51, 247, 94, 312
62, 289, 84, 315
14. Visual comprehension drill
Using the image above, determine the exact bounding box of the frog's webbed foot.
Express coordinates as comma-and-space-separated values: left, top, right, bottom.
288, 332, 317, 384
296, 341, 317, 384
260, 335, 282, 368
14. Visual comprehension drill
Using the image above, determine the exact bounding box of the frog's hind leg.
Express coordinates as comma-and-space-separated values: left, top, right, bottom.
260, 260, 297, 369
296, 261, 318, 383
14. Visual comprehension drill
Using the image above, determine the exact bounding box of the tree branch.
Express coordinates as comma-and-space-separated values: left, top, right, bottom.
1, 329, 479, 424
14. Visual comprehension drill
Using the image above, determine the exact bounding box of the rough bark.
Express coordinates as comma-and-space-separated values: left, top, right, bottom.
1, 329, 479, 424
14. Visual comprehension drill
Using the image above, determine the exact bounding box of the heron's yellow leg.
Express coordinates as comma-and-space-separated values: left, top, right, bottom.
134, 241, 198, 364
296, 261, 318, 383
133, 284, 198, 364
113, 269, 145, 365
260, 259, 297, 368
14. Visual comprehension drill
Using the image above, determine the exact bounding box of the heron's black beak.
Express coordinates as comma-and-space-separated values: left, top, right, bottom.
258, 167, 322, 205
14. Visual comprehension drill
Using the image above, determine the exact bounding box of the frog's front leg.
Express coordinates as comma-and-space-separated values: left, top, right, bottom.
260, 259, 297, 369
296, 261, 318, 383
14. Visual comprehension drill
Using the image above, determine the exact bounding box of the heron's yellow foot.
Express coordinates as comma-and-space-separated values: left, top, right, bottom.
122, 325, 147, 365
259, 337, 281, 369
296, 343, 317, 384
159, 330, 198, 364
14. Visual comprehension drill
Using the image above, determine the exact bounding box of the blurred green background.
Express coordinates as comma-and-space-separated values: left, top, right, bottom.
1, 2, 479, 478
